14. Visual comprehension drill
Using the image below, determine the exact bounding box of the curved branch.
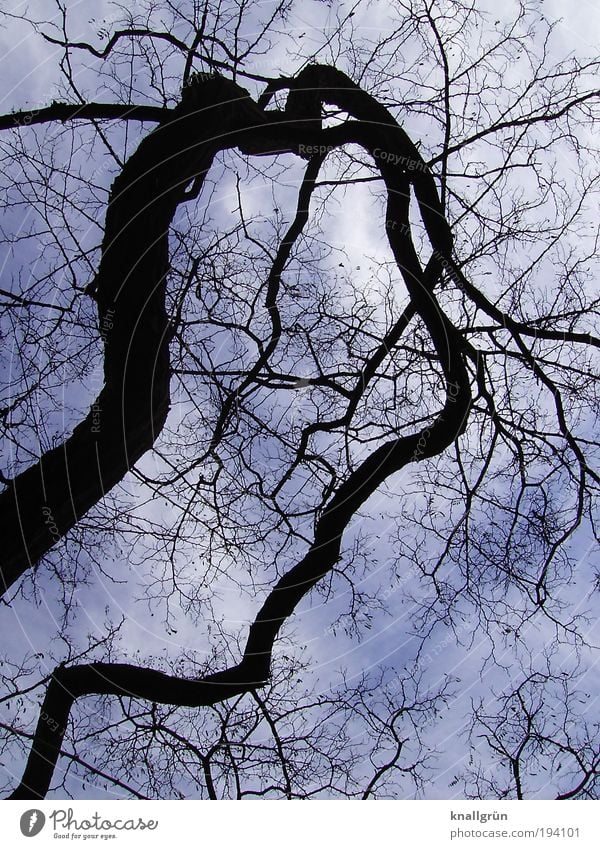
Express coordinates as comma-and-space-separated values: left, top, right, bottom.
0, 76, 273, 595
7, 65, 472, 800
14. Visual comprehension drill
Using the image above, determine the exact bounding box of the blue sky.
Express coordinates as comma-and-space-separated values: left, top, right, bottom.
0, 0, 599, 799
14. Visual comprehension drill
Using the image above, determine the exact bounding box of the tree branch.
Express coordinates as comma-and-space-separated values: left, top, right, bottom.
7, 65, 472, 800
0, 102, 169, 132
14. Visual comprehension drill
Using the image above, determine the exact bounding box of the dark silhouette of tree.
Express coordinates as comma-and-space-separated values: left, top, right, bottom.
461, 655, 600, 800
0, 0, 598, 800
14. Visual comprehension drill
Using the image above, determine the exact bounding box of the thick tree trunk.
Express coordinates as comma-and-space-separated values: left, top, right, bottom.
7, 66, 473, 799
0, 76, 266, 595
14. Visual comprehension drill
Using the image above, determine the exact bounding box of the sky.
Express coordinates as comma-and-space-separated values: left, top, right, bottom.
0, 0, 599, 800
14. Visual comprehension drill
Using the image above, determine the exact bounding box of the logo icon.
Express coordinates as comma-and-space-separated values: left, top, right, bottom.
19, 810, 46, 837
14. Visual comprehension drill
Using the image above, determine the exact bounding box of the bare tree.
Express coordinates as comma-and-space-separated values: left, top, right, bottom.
0, 0, 598, 799
461, 654, 600, 800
